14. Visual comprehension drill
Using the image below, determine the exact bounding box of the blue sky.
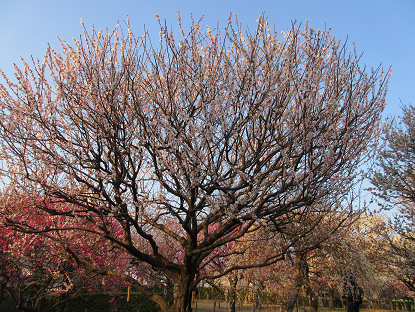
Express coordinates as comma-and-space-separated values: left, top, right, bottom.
1, 0, 413, 117
0, 0, 413, 211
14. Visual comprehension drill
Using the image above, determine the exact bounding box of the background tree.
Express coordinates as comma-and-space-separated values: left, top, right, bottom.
207, 225, 287, 312
0, 194, 130, 312
263, 206, 365, 312
311, 214, 387, 300
370, 105, 415, 291
201, 202, 383, 312
0, 13, 390, 312
370, 105, 415, 209
233, 201, 360, 312
246, 213, 390, 312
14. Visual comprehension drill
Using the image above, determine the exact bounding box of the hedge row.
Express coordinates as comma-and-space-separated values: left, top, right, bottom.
61, 292, 160, 312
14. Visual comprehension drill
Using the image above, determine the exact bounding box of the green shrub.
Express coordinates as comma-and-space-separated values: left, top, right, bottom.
63, 292, 159, 312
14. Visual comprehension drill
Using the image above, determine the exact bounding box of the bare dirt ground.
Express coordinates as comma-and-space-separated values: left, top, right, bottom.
193, 300, 287, 312
192, 301, 397, 312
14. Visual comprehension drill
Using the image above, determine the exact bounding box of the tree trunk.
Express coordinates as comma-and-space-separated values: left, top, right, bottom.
301, 259, 318, 312
328, 287, 334, 311
287, 290, 301, 312
163, 278, 176, 306
308, 292, 319, 312
254, 286, 261, 310
169, 267, 199, 312
172, 279, 193, 312
287, 254, 305, 312
227, 273, 239, 312
55, 293, 68, 312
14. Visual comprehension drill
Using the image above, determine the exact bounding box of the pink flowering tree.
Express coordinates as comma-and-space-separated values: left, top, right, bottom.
0, 13, 389, 312
0, 194, 130, 311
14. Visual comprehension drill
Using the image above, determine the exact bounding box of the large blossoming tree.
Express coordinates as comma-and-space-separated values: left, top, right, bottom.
0, 13, 389, 312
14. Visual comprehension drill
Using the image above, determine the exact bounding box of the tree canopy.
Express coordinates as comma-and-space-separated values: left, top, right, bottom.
371, 105, 415, 292
0, 14, 390, 312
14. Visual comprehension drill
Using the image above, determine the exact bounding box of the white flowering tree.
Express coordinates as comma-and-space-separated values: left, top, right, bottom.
307, 214, 388, 300
0, 13, 389, 312
234, 207, 365, 312
370, 105, 415, 292
234, 213, 391, 312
